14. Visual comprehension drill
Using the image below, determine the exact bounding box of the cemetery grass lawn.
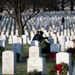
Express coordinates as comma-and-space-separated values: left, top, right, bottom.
0, 44, 55, 75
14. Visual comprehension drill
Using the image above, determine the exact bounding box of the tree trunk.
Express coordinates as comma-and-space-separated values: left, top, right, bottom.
22, 26, 25, 35
18, 24, 25, 36
61, 0, 64, 11
69, 1, 74, 11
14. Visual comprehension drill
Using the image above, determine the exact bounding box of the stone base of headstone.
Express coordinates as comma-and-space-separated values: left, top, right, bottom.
27, 57, 46, 74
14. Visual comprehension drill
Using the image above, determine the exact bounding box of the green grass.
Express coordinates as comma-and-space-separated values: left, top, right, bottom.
0, 43, 55, 75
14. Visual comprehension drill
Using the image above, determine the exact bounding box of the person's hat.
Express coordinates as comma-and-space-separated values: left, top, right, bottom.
40, 31, 43, 35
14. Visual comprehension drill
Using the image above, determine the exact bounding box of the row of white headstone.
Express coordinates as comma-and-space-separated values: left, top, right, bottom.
28, 40, 73, 75
0, 15, 75, 44
0, 34, 74, 55
0, 23, 75, 38
0, 34, 74, 73
50, 35, 74, 52
2, 50, 74, 75
27, 40, 73, 75
2, 50, 73, 75
2, 40, 46, 74
0, 30, 74, 44
0, 11, 75, 37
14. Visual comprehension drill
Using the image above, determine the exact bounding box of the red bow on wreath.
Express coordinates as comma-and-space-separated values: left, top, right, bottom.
53, 64, 62, 75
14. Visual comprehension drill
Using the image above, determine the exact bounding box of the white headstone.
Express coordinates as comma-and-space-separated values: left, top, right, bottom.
1, 32, 4, 36
61, 31, 64, 36
31, 31, 35, 40
66, 36, 70, 42
0, 35, 6, 41
25, 30, 29, 36
6, 31, 9, 37
58, 36, 66, 51
2, 51, 16, 75
15, 29, 19, 36
8, 36, 13, 44
22, 35, 28, 44
56, 52, 72, 75
29, 46, 41, 58
65, 41, 74, 49
12, 36, 23, 44
50, 31, 53, 36
57, 32, 60, 36
72, 35, 75, 40
28, 37, 31, 44
67, 29, 70, 36
64, 29, 67, 36
11, 31, 14, 36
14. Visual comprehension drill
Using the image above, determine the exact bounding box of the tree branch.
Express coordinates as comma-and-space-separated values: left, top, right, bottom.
3, 7, 16, 20
23, 10, 40, 27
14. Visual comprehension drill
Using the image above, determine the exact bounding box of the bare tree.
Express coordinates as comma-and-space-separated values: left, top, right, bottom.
0, 0, 60, 36
0, 0, 41, 36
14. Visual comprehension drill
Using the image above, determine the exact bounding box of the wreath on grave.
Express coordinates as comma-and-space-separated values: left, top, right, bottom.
28, 69, 41, 75
48, 62, 68, 75
40, 39, 50, 54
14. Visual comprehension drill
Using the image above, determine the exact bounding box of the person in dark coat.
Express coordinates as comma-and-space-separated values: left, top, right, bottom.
32, 31, 48, 42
